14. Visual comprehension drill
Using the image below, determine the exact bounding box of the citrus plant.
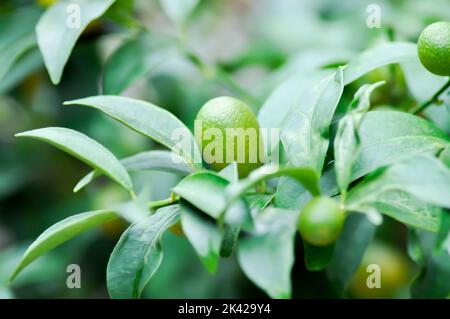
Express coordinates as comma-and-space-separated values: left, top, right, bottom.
2, 1, 450, 299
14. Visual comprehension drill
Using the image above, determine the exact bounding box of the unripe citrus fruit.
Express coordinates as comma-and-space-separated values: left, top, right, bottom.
298, 197, 345, 246
349, 241, 413, 298
417, 22, 450, 76
195, 96, 264, 177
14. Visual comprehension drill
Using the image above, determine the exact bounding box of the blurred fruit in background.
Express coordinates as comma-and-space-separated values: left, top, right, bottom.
349, 241, 414, 298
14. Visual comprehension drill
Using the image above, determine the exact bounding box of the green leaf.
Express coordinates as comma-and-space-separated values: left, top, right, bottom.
10, 210, 117, 281
276, 110, 449, 214
0, 33, 36, 82
220, 226, 240, 258
258, 42, 419, 144
367, 191, 441, 232
179, 200, 223, 273
173, 171, 252, 230
225, 165, 320, 206
303, 242, 335, 272
218, 162, 239, 183
440, 147, 450, 168
401, 56, 448, 103
274, 169, 337, 210
0, 48, 43, 95
343, 42, 417, 85
281, 68, 344, 173
36, 0, 116, 84
16, 127, 133, 192
74, 150, 194, 192
64, 95, 202, 170
352, 110, 449, 182
102, 32, 177, 95
173, 172, 228, 219
246, 193, 274, 218
107, 205, 179, 299
409, 214, 450, 299
238, 208, 298, 298
258, 70, 331, 149
0, 6, 41, 82
435, 211, 450, 251
334, 82, 384, 195
159, 0, 199, 26
326, 214, 376, 295
348, 155, 450, 215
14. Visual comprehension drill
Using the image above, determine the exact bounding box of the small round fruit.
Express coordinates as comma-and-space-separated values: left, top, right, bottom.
349, 241, 413, 298
195, 96, 264, 177
417, 22, 450, 76
298, 197, 345, 246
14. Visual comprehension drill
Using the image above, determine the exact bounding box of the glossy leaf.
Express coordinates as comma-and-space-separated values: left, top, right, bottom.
226, 165, 320, 206
102, 32, 177, 95
350, 110, 449, 182
10, 210, 117, 281
64, 95, 202, 170
107, 205, 179, 299
334, 82, 384, 195
257, 71, 331, 150
348, 155, 450, 215
179, 200, 222, 273
276, 110, 449, 211
343, 42, 417, 85
16, 127, 133, 191
238, 208, 298, 298
173, 171, 252, 230
275, 168, 337, 210
74, 150, 194, 192
258, 42, 420, 141
36, 0, 116, 84
281, 68, 344, 173
326, 214, 376, 294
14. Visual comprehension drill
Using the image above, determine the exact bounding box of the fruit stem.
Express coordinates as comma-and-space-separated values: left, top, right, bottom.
148, 194, 180, 211
411, 78, 450, 114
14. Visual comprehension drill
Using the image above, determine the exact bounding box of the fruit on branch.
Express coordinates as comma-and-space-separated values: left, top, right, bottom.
417, 21, 450, 76
195, 96, 264, 178
298, 197, 345, 246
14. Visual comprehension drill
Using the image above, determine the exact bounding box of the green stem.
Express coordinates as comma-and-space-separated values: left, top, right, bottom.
148, 195, 180, 210
182, 47, 260, 106
411, 79, 450, 114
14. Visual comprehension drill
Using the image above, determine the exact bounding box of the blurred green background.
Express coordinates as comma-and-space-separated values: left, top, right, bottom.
0, 0, 449, 298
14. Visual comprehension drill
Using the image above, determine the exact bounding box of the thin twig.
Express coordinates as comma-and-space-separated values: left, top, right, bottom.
411, 79, 450, 114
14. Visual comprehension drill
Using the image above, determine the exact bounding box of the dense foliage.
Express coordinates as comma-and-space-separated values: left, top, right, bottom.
1, 0, 449, 299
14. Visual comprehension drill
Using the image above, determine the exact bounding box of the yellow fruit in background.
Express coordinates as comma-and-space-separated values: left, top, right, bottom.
169, 221, 184, 237
349, 241, 413, 298
195, 96, 264, 178
37, 0, 58, 7
417, 22, 450, 76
